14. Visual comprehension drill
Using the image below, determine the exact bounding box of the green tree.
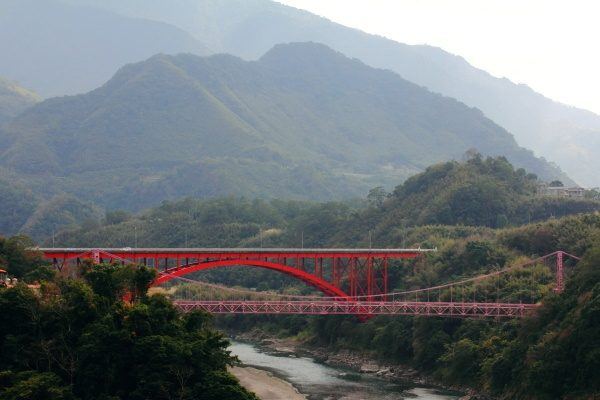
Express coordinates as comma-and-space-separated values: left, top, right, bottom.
367, 186, 387, 208
0, 371, 76, 400
0, 245, 257, 400
0, 236, 43, 278
440, 338, 481, 384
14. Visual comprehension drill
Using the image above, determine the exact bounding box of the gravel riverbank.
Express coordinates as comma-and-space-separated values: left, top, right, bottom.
229, 366, 306, 400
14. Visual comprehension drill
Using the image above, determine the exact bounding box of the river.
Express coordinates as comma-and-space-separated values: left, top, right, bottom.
229, 341, 461, 400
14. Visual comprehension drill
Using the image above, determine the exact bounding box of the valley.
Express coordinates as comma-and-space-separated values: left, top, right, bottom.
0, 2, 598, 399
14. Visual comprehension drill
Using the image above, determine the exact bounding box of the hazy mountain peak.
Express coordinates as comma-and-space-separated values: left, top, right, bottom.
261, 41, 345, 62
66, 0, 600, 186
0, 77, 40, 125
0, 44, 573, 213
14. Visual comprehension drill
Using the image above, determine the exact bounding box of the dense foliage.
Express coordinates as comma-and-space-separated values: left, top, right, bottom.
373, 155, 599, 228
0, 235, 43, 279
0, 258, 257, 400
0, 179, 37, 236
0, 174, 100, 240
55, 158, 600, 249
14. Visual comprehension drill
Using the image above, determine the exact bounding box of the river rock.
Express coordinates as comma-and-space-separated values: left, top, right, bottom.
360, 363, 380, 373
458, 389, 492, 400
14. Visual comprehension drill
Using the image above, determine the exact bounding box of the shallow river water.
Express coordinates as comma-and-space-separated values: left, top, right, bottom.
229, 341, 461, 400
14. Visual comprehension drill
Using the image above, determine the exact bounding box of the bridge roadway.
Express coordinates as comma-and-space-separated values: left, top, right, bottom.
173, 300, 538, 318
37, 247, 435, 260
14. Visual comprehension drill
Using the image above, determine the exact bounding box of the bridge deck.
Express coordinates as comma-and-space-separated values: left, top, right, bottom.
173, 300, 538, 318
37, 247, 435, 254
37, 247, 435, 261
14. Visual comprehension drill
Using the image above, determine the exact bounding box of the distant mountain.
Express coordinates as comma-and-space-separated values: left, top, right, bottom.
73, 0, 600, 187
0, 0, 210, 98
0, 43, 571, 213
0, 78, 39, 125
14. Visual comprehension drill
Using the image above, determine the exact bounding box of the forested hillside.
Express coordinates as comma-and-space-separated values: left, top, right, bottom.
0, 176, 100, 240
66, 0, 600, 187
53, 157, 600, 250
0, 44, 572, 216
0, 242, 257, 400
0, 77, 38, 125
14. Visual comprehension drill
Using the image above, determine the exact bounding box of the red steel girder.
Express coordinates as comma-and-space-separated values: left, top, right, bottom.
38, 247, 430, 261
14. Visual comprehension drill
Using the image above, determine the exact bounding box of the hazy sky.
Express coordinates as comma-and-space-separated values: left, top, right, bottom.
279, 0, 600, 115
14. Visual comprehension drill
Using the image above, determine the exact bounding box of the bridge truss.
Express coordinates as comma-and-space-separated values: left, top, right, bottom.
173, 300, 537, 318
39, 247, 432, 298
38, 248, 579, 319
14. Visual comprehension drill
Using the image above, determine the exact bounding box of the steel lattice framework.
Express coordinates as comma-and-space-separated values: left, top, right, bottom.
173, 300, 537, 318
39, 247, 431, 298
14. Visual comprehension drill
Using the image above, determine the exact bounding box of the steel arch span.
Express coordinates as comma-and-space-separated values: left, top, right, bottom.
38, 247, 430, 299
155, 259, 351, 298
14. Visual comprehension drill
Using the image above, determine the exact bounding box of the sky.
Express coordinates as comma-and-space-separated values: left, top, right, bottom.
278, 0, 600, 115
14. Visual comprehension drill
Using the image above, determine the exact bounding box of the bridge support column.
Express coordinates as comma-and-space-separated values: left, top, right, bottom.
92, 249, 100, 264
367, 256, 373, 296
383, 258, 388, 295
555, 251, 564, 293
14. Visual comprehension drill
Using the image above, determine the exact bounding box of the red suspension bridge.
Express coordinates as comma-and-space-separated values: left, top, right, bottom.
39, 248, 579, 319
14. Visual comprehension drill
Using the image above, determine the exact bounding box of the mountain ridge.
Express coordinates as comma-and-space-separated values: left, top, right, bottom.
68, 0, 600, 186
0, 43, 572, 216
0, 77, 39, 126
0, 0, 210, 98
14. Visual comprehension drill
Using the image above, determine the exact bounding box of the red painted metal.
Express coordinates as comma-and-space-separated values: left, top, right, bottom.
38, 247, 429, 299
173, 300, 538, 318
555, 250, 564, 293
36, 248, 577, 319
155, 259, 350, 298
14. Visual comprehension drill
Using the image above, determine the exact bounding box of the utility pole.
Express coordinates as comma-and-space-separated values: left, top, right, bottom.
52, 228, 55, 248
369, 230, 372, 249
301, 231, 304, 249
134, 225, 138, 248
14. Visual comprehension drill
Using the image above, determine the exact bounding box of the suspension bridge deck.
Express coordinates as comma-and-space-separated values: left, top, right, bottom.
173, 300, 538, 318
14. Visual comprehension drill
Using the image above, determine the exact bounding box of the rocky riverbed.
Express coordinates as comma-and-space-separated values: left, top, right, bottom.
232, 330, 493, 400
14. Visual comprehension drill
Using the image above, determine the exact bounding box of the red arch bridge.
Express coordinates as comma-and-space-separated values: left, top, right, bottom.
39, 248, 579, 319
